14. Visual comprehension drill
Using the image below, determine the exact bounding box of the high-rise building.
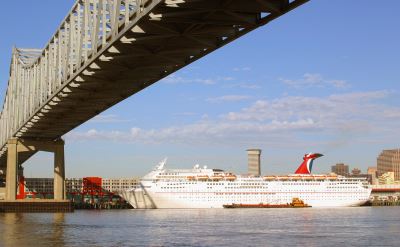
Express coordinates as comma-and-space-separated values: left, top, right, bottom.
247, 149, 261, 176
331, 163, 349, 176
377, 149, 400, 181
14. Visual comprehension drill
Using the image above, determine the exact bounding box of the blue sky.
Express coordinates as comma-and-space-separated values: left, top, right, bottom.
1, 1, 399, 178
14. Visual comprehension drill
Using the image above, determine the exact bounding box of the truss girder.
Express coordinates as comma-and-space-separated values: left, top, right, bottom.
0, 0, 308, 167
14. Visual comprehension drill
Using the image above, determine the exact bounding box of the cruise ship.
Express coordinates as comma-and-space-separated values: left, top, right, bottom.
121, 154, 371, 208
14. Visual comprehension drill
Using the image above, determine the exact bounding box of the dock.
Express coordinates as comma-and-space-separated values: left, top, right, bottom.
0, 199, 73, 213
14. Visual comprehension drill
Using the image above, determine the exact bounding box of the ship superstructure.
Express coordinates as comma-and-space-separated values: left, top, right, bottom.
122, 155, 371, 208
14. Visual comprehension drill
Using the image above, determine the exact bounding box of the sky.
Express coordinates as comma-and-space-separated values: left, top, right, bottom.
0, 1, 399, 178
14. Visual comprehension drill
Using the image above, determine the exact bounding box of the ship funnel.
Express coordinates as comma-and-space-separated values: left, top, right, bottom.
156, 157, 167, 170
295, 153, 323, 174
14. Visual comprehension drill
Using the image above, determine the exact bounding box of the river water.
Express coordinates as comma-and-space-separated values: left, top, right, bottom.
0, 207, 399, 247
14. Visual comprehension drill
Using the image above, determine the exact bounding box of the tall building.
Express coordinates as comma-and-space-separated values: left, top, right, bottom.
331, 163, 349, 176
377, 149, 400, 181
247, 149, 261, 176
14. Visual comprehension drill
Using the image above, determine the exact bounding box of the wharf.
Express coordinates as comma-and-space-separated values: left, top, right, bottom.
0, 199, 73, 213
74, 201, 133, 210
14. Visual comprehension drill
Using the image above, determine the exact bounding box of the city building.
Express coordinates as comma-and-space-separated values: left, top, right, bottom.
348, 173, 372, 184
21, 177, 140, 199
331, 163, 349, 176
247, 149, 261, 176
351, 168, 361, 175
66, 178, 84, 193
377, 149, 400, 181
25, 178, 54, 195
367, 167, 378, 185
378, 172, 398, 185
102, 178, 140, 192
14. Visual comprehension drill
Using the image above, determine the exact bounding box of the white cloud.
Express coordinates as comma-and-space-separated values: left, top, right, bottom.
161, 74, 216, 85
233, 67, 251, 71
218, 76, 234, 81
89, 114, 129, 123
224, 82, 261, 90
173, 112, 197, 117
67, 120, 314, 145
329, 90, 388, 102
223, 91, 394, 133
195, 78, 216, 85
280, 73, 350, 89
383, 109, 400, 118
206, 95, 251, 103
161, 74, 236, 86
161, 74, 187, 84
66, 90, 400, 147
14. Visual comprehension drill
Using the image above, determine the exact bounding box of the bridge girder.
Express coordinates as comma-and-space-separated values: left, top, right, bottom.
0, 0, 309, 170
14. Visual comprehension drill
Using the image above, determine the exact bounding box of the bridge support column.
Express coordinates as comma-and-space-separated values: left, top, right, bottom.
5, 138, 18, 200
4, 138, 66, 201
54, 140, 65, 200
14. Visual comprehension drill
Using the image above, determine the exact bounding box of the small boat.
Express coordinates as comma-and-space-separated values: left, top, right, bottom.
223, 198, 311, 208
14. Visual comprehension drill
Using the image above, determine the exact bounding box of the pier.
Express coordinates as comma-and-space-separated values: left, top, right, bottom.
369, 200, 400, 207
0, 200, 73, 213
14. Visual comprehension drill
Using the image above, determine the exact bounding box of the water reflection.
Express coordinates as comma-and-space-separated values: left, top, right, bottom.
0, 213, 66, 247
0, 208, 399, 246
52, 213, 65, 246
1, 213, 22, 247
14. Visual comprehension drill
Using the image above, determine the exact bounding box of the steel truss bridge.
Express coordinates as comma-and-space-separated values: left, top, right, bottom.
0, 0, 308, 199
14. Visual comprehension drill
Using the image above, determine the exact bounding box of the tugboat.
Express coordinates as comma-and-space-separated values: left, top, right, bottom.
223, 198, 311, 208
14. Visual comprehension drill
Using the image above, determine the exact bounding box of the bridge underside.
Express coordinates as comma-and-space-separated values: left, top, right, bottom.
0, 0, 307, 174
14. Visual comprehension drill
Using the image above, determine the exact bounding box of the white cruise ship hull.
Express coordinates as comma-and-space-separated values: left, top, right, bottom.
143, 190, 371, 209
122, 160, 372, 209
125, 179, 371, 209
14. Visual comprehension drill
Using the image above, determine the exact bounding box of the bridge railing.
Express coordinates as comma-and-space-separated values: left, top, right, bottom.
0, 0, 148, 149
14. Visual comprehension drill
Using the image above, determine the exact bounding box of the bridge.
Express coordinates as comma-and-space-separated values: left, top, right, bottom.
0, 0, 308, 201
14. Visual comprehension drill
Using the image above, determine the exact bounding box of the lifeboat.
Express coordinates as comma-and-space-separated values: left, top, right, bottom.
196, 175, 209, 180
225, 175, 237, 180
186, 176, 195, 180
263, 176, 275, 180
210, 175, 224, 180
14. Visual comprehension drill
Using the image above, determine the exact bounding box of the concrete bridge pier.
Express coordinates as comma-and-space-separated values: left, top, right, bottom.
54, 142, 65, 200
5, 139, 18, 201
5, 138, 65, 201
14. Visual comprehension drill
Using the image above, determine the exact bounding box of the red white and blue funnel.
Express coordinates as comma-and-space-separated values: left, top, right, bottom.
294, 153, 323, 174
